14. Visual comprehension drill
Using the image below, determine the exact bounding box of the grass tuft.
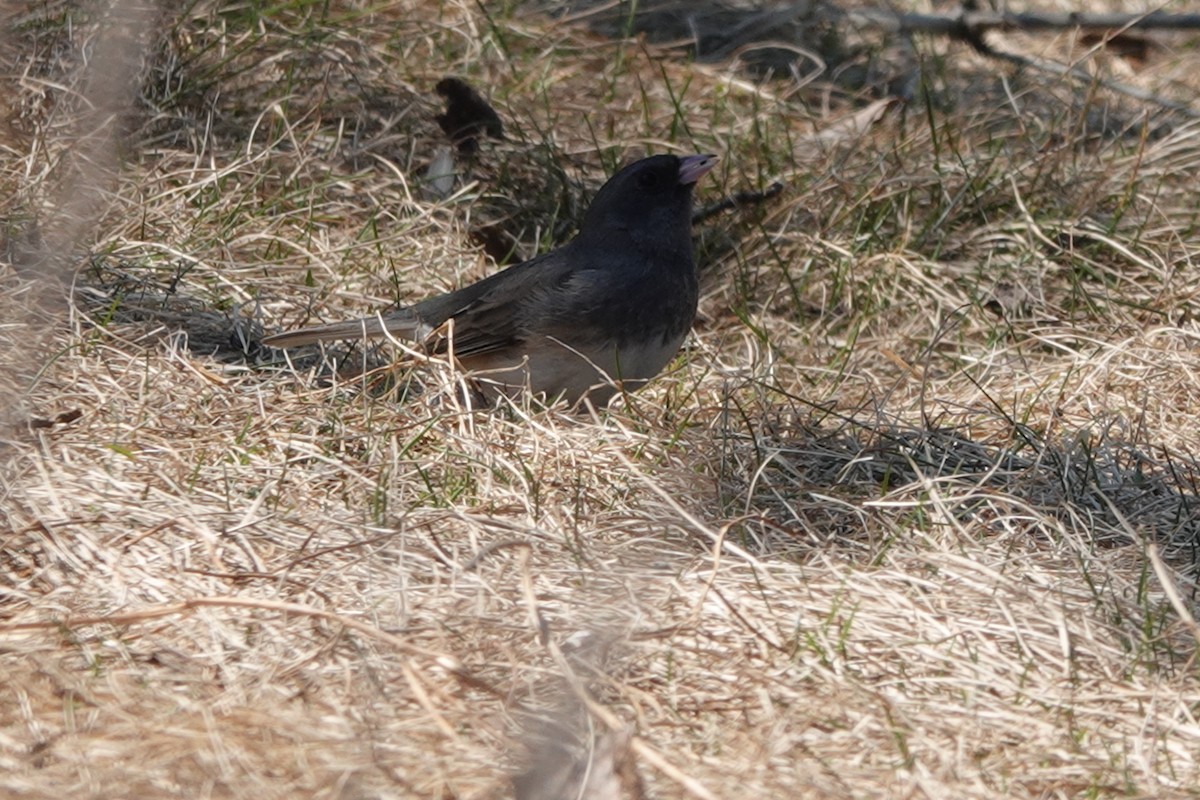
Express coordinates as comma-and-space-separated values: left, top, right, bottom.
4, 0, 1200, 797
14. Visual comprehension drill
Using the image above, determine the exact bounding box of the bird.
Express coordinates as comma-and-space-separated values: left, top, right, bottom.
434, 76, 504, 156
262, 153, 719, 406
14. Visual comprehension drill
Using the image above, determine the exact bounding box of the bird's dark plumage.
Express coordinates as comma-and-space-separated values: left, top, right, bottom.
263, 153, 719, 405
434, 77, 504, 155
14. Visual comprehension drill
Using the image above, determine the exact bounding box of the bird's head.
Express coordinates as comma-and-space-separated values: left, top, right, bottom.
575, 153, 718, 256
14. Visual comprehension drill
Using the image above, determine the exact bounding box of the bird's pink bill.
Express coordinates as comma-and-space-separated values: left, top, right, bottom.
678, 154, 719, 185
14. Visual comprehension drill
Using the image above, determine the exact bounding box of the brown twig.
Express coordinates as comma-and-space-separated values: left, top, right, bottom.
839, 8, 1200, 35
831, 5, 1200, 118
0, 596, 507, 697
692, 181, 785, 225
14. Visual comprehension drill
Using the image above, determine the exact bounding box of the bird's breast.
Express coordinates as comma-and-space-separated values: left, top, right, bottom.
586, 253, 699, 346
461, 328, 690, 406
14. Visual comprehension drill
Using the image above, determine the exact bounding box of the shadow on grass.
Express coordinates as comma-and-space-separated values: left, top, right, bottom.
719, 397, 1200, 570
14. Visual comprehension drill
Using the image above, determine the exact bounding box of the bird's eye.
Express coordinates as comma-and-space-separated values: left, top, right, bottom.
637, 170, 660, 190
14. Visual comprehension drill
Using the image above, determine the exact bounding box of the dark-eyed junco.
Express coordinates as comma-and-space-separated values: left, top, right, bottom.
263, 153, 719, 405
434, 77, 504, 155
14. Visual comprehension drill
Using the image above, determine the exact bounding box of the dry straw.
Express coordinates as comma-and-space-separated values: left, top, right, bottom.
3, 1, 1200, 797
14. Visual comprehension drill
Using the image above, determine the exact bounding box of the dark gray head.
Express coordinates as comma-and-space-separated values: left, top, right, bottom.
573, 154, 718, 257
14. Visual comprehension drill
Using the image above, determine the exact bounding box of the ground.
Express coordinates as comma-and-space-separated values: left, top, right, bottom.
3, 1, 1200, 798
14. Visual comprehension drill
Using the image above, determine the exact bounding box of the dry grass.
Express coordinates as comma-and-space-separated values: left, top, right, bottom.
4, 0, 1200, 797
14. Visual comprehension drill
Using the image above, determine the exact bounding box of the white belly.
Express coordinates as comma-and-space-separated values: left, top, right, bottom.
461, 332, 688, 406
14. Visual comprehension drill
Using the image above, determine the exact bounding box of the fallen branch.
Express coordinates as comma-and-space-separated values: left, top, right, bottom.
839, 8, 1200, 36
0, 596, 504, 697
693, 181, 785, 225
829, 4, 1200, 118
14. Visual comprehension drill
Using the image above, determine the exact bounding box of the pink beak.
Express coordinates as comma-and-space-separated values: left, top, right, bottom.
678, 153, 719, 185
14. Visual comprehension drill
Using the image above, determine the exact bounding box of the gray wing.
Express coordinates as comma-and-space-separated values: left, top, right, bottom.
262, 247, 583, 352
417, 246, 591, 357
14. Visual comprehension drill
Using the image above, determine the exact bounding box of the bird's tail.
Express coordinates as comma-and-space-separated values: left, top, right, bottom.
261, 312, 424, 349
